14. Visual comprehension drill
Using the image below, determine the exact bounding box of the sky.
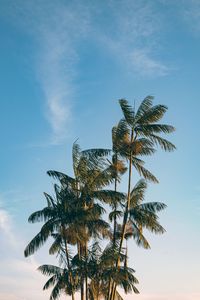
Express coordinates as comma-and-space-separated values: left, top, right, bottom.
0, 0, 200, 299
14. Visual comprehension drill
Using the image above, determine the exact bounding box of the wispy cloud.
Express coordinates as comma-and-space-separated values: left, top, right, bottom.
2, 1, 90, 144
0, 208, 18, 247
1, 0, 171, 145
94, 0, 169, 78
0, 207, 65, 300
0, 209, 11, 236
181, 0, 200, 34
33, 2, 90, 144
130, 49, 169, 77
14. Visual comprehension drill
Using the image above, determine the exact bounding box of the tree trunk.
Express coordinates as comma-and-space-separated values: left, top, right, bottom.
85, 241, 88, 300
63, 226, 75, 300
78, 243, 85, 300
107, 158, 118, 300
109, 130, 134, 300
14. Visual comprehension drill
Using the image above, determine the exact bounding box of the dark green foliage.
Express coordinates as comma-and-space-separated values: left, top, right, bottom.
24, 96, 175, 300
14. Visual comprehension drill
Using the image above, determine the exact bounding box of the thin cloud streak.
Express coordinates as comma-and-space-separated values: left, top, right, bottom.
0, 209, 18, 247
1, 1, 172, 145
0, 207, 65, 300
182, 0, 200, 34
31, 2, 90, 144
130, 49, 169, 77
93, 0, 170, 78
2, 1, 90, 144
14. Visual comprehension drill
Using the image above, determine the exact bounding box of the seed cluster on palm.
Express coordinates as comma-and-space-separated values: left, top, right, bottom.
24, 96, 175, 300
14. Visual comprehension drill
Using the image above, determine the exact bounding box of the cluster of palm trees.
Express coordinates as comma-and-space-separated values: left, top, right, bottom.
24, 96, 175, 300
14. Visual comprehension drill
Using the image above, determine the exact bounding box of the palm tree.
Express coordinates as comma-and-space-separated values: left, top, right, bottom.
110, 124, 127, 247
109, 96, 176, 300
38, 264, 80, 300
47, 142, 113, 300
25, 142, 125, 300
127, 179, 166, 246
24, 180, 111, 300
24, 97, 175, 300
84, 242, 139, 300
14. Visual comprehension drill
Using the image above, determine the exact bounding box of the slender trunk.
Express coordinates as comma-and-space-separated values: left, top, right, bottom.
109, 130, 134, 300
64, 238, 75, 300
76, 179, 83, 300
85, 240, 88, 300
117, 148, 132, 261
85, 275, 88, 300
113, 152, 118, 246
66, 243, 75, 300
78, 242, 85, 300
81, 282, 85, 300
113, 177, 117, 246
107, 157, 118, 300
107, 280, 112, 300
124, 239, 128, 268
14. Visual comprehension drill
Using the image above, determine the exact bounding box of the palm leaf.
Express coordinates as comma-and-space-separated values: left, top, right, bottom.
149, 134, 176, 152
125, 221, 150, 249
50, 281, 62, 300
28, 207, 55, 223
43, 275, 58, 290
49, 234, 63, 255
82, 148, 111, 159
92, 190, 126, 206
72, 142, 81, 177
137, 124, 175, 135
132, 159, 158, 183
47, 170, 75, 186
138, 202, 167, 213
129, 208, 165, 234
130, 179, 147, 207
38, 264, 63, 276
135, 95, 154, 122
138, 104, 168, 124
109, 210, 123, 222
119, 99, 134, 126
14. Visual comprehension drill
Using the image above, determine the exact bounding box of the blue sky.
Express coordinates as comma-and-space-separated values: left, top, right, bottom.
0, 0, 200, 299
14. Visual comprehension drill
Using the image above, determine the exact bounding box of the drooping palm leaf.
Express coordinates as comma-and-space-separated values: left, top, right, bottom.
119, 99, 135, 126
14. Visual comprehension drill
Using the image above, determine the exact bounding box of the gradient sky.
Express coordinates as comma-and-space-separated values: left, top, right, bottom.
0, 1, 200, 299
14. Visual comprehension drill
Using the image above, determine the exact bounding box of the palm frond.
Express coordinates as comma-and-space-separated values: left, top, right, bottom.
132, 159, 158, 183
43, 192, 55, 207
88, 167, 115, 189
131, 138, 156, 156
138, 104, 168, 124
130, 179, 147, 207
43, 275, 58, 290
109, 210, 123, 222
24, 219, 59, 256
49, 234, 63, 255
82, 148, 111, 159
50, 281, 62, 300
28, 207, 55, 223
119, 99, 134, 126
92, 190, 126, 206
125, 221, 150, 249
137, 124, 175, 135
47, 170, 75, 186
38, 264, 63, 276
149, 134, 176, 152
24, 230, 49, 257
113, 119, 130, 148
115, 290, 125, 300
135, 95, 154, 122
72, 142, 81, 177
129, 208, 165, 234
138, 202, 167, 213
